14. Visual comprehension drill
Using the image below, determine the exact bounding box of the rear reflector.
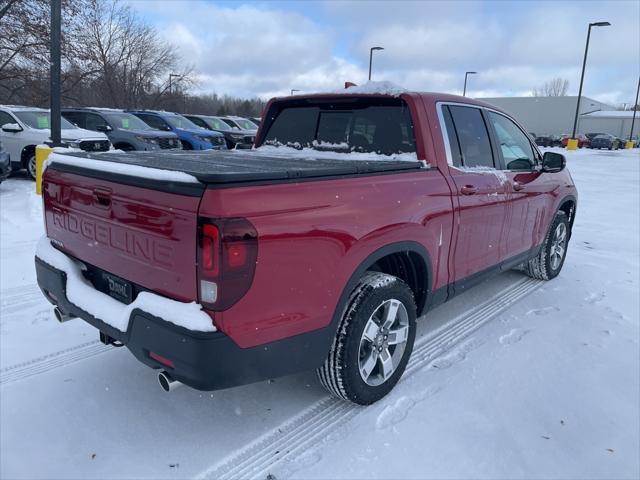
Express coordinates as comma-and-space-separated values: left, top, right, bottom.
149, 351, 175, 369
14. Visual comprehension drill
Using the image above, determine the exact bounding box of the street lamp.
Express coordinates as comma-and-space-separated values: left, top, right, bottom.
627, 76, 639, 148
368, 46, 384, 81
569, 21, 611, 149
290, 89, 300, 96
168, 73, 181, 94
463, 71, 477, 97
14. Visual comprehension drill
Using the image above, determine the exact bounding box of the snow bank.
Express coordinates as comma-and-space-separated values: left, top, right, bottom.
35, 236, 216, 332
249, 145, 421, 163
325, 80, 408, 96
45, 152, 200, 183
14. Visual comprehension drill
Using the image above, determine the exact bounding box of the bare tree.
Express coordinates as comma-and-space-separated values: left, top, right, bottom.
532, 78, 570, 97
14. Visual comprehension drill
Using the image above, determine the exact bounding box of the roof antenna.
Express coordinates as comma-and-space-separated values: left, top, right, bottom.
345, 82, 357, 89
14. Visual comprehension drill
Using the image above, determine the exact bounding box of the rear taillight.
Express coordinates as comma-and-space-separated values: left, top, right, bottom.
197, 218, 258, 311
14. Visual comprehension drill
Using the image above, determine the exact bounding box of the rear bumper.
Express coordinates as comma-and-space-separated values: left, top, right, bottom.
35, 257, 331, 391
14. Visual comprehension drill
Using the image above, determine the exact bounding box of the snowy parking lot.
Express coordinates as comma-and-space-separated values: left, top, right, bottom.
1, 148, 638, 479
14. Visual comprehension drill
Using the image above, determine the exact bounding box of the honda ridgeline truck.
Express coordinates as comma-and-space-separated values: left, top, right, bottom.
35, 88, 577, 404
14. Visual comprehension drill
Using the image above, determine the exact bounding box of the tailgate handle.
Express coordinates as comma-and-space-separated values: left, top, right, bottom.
93, 187, 112, 207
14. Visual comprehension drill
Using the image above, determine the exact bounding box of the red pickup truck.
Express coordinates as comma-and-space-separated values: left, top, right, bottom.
35, 91, 577, 404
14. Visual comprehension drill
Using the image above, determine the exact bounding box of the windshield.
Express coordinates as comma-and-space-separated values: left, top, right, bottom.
262, 98, 416, 155
233, 118, 258, 130
164, 114, 202, 130
14, 111, 75, 130
205, 117, 232, 130
103, 112, 152, 131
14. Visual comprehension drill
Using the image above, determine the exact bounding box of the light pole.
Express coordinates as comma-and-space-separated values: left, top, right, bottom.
49, 0, 62, 147
569, 21, 611, 149
168, 73, 181, 94
368, 46, 384, 81
463, 71, 477, 97
627, 76, 639, 148
290, 89, 300, 96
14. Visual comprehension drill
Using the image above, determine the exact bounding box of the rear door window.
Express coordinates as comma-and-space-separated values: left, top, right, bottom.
84, 113, 109, 131
136, 114, 168, 130
62, 112, 86, 128
448, 105, 494, 168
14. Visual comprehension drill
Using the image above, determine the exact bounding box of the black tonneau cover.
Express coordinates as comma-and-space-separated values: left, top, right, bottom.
53, 150, 423, 186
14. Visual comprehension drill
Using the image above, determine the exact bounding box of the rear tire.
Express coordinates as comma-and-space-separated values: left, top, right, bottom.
524, 211, 570, 280
317, 272, 417, 405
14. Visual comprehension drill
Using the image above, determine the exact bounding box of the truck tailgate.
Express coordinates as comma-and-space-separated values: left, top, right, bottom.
42, 167, 202, 302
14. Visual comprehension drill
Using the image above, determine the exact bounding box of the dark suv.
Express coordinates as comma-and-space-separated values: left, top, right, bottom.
185, 114, 256, 149
62, 108, 181, 151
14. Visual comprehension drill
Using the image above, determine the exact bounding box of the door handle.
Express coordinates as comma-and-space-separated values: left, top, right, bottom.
460, 185, 477, 195
512, 181, 524, 191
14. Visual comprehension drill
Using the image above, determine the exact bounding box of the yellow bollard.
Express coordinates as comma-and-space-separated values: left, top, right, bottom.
626, 140, 634, 149
566, 138, 579, 150
35, 145, 53, 195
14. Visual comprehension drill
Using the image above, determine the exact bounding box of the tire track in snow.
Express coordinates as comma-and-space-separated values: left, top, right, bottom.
0, 340, 111, 386
1, 284, 48, 316
195, 277, 542, 480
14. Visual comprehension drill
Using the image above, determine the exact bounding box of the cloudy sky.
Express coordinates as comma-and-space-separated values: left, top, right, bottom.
129, 0, 639, 105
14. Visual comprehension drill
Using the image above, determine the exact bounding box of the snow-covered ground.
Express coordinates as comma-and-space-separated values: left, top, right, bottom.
1, 148, 638, 479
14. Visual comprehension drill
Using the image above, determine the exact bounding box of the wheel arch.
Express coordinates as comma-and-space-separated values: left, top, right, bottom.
557, 194, 577, 236
113, 142, 135, 151
331, 241, 433, 332
21, 144, 36, 166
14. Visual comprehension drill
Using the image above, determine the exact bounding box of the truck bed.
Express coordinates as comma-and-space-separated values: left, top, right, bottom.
51, 150, 423, 187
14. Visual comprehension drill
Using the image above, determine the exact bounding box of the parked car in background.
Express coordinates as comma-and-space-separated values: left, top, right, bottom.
561, 134, 590, 148
250, 117, 261, 126
127, 110, 226, 150
36, 90, 577, 404
0, 138, 10, 183
220, 116, 259, 132
0, 105, 110, 179
185, 114, 256, 149
585, 132, 606, 142
535, 135, 562, 147
62, 108, 181, 152
590, 134, 622, 150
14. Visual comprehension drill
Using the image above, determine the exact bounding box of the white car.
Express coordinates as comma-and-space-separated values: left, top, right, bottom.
0, 105, 111, 180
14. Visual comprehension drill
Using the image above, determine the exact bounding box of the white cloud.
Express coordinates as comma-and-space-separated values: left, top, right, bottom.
128, 0, 639, 104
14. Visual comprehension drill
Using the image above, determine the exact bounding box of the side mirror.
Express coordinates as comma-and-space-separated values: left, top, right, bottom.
542, 151, 566, 173
96, 124, 112, 132
506, 158, 535, 171
1, 123, 23, 133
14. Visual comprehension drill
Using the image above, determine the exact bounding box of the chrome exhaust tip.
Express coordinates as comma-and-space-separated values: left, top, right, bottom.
54, 307, 75, 323
158, 370, 181, 392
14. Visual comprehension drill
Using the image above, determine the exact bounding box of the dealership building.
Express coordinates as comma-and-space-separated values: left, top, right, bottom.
479, 96, 638, 138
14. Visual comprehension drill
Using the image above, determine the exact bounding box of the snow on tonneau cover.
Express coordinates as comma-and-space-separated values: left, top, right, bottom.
42, 148, 423, 309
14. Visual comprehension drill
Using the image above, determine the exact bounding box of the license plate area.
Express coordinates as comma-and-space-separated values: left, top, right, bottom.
98, 271, 133, 304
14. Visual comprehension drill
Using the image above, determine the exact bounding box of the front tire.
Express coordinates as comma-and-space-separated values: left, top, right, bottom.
317, 272, 417, 405
524, 211, 570, 280
26, 154, 37, 180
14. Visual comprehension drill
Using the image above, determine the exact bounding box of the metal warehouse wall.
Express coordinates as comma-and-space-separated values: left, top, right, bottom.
479, 96, 615, 136
579, 116, 639, 138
